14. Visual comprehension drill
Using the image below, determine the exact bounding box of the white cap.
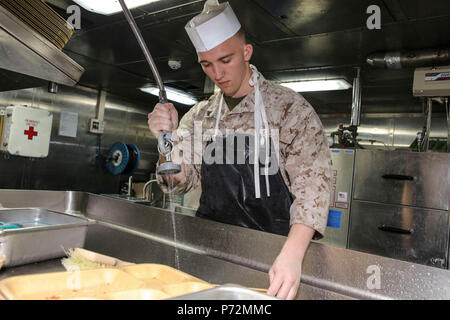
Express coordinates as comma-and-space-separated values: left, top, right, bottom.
185, 0, 241, 52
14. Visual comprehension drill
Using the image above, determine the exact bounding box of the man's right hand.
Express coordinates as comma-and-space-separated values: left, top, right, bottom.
147, 103, 179, 138
148, 102, 186, 187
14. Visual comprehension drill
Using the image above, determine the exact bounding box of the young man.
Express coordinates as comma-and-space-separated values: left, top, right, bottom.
148, 0, 332, 300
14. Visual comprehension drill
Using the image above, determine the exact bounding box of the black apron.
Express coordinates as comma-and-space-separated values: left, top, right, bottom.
196, 133, 292, 236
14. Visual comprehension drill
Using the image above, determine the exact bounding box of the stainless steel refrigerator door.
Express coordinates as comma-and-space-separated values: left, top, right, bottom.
353, 150, 449, 211
348, 200, 449, 269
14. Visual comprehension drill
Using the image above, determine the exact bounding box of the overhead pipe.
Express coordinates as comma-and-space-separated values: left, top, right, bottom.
417, 98, 433, 152
422, 98, 433, 152
445, 97, 449, 152
350, 67, 362, 127
366, 48, 450, 69
329, 68, 365, 149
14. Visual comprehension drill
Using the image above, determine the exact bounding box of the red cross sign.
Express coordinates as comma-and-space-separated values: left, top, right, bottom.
24, 126, 38, 140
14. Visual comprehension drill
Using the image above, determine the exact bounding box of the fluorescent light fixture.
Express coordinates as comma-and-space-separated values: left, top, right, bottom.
72, 0, 161, 15
280, 79, 352, 92
140, 85, 198, 106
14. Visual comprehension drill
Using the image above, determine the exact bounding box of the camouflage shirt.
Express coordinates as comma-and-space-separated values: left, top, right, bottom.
157, 72, 332, 240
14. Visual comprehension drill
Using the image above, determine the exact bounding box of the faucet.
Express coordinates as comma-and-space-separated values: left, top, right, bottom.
142, 179, 158, 202
127, 176, 133, 197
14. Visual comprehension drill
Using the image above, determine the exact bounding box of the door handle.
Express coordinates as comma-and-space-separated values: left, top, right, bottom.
381, 174, 414, 181
378, 224, 414, 235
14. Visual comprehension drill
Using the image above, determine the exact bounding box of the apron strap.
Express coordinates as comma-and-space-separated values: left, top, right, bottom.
249, 65, 271, 198
213, 65, 271, 199
213, 94, 224, 141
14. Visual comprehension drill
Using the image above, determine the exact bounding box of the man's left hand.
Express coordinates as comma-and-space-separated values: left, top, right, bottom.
267, 250, 302, 300
266, 223, 315, 300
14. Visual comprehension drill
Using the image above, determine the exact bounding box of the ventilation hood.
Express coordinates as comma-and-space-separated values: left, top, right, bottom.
0, 4, 84, 88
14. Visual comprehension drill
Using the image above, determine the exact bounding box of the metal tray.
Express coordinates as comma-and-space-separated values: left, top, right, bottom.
172, 284, 278, 300
0, 208, 91, 268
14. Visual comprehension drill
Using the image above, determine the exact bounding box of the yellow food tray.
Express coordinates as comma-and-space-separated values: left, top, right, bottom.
119, 264, 208, 285
0, 264, 214, 300
162, 281, 215, 297
0, 268, 145, 300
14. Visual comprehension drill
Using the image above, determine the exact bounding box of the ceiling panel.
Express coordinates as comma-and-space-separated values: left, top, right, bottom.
26, 0, 449, 114
253, 0, 394, 36
396, 0, 450, 20
65, 19, 193, 65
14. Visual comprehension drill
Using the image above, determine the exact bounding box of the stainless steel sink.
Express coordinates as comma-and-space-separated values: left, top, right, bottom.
0, 208, 91, 267
100, 194, 153, 206
101, 194, 196, 216
174, 205, 196, 217
1, 190, 450, 300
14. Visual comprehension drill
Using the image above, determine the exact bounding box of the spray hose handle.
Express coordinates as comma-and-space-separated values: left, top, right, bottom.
158, 131, 174, 156
157, 93, 174, 156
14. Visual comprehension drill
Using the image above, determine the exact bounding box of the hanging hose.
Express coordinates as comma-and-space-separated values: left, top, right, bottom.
0, 114, 4, 146
117, 0, 166, 102
445, 98, 449, 152
118, 0, 171, 151
118, 0, 180, 175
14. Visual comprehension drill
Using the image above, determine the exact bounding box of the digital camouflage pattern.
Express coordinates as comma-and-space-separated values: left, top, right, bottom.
157, 72, 332, 239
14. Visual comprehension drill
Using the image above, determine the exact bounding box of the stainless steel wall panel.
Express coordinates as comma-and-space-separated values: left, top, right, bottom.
1, 85, 446, 196
321, 114, 448, 150
0, 156, 29, 189
119, 98, 159, 176
393, 116, 448, 147
102, 96, 159, 179
353, 149, 449, 210
0, 85, 159, 193
348, 200, 449, 269
25, 86, 102, 191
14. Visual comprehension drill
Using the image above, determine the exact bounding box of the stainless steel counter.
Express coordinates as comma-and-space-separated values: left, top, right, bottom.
1, 189, 449, 300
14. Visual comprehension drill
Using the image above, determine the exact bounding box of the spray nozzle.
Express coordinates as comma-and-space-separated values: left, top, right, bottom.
156, 131, 181, 176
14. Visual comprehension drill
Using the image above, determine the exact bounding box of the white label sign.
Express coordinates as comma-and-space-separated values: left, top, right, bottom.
59, 111, 78, 138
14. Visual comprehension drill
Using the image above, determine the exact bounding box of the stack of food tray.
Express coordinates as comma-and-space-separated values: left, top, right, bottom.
0, 0, 74, 50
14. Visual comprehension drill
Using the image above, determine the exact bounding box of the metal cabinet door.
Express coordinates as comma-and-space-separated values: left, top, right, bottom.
348, 200, 449, 268
353, 150, 449, 210
315, 149, 355, 248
